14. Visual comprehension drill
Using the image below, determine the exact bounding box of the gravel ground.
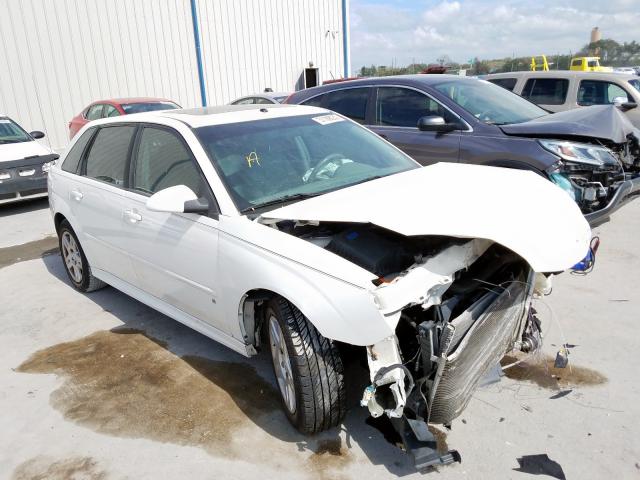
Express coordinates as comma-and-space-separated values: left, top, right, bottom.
0, 197, 638, 480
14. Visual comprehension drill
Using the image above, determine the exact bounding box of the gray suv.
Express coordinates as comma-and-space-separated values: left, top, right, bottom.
286, 75, 640, 226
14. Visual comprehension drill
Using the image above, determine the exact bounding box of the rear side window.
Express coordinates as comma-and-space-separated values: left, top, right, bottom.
521, 78, 569, 105
321, 88, 369, 124
104, 105, 120, 117
132, 127, 206, 197
232, 98, 255, 105
572, 59, 582, 67
488, 78, 517, 91
84, 126, 136, 186
578, 80, 630, 105
61, 128, 95, 174
300, 94, 325, 107
86, 104, 104, 120
375, 87, 452, 127
254, 97, 274, 104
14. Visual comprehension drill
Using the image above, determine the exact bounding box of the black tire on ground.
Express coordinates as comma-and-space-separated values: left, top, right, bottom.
58, 220, 106, 293
266, 297, 346, 434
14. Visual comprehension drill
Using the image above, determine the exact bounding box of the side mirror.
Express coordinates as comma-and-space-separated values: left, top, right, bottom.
146, 185, 209, 214
612, 96, 628, 107
417, 115, 457, 132
30, 131, 45, 139
619, 102, 637, 111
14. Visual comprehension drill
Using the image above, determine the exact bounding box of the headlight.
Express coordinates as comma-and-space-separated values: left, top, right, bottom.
538, 139, 618, 168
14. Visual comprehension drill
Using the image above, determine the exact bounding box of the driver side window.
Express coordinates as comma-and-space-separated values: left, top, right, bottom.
375, 87, 450, 127
132, 127, 206, 197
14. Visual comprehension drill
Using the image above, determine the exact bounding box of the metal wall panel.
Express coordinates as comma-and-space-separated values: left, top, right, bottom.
0, 0, 348, 151
0, 0, 201, 151
196, 0, 346, 105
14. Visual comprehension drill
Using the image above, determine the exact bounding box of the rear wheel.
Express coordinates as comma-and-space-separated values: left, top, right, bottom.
266, 297, 346, 434
58, 220, 106, 293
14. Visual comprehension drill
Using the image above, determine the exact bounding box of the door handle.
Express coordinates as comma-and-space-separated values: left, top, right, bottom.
70, 189, 83, 202
123, 209, 142, 223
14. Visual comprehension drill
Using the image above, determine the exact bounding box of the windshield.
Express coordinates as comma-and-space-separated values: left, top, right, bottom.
195, 113, 418, 212
0, 118, 32, 144
121, 102, 180, 114
629, 79, 640, 93
433, 79, 548, 125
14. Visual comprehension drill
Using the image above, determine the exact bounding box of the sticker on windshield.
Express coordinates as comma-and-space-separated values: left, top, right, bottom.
0, 119, 11, 124
312, 114, 344, 125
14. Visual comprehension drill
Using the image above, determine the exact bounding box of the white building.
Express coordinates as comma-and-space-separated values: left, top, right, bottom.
0, 0, 350, 151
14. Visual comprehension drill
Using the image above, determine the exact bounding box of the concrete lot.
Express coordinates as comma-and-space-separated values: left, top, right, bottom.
1, 197, 639, 480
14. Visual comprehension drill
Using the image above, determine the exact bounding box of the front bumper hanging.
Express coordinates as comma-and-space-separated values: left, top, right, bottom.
585, 175, 640, 227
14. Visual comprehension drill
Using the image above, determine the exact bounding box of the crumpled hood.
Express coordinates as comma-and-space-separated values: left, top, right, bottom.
0, 140, 52, 162
260, 163, 592, 273
500, 104, 639, 144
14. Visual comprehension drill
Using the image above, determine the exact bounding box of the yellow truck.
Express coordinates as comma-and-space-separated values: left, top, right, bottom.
570, 57, 613, 72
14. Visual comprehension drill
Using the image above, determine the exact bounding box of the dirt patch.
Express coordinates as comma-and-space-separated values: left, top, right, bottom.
501, 354, 607, 390
309, 438, 352, 480
15, 328, 354, 475
0, 236, 58, 269
16, 328, 281, 458
12, 456, 107, 480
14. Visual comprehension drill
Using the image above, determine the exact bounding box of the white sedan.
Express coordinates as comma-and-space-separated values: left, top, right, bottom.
47, 104, 590, 468
0, 115, 57, 204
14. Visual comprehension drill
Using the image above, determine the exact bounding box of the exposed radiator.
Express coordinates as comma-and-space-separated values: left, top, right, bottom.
429, 276, 530, 424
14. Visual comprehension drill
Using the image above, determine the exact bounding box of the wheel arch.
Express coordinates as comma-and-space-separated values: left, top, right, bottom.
233, 268, 395, 352
237, 288, 279, 353
53, 212, 68, 234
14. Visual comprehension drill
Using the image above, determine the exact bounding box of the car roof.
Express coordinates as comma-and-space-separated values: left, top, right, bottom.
86, 104, 329, 129
232, 92, 291, 102
92, 97, 176, 105
289, 74, 480, 98
485, 70, 636, 81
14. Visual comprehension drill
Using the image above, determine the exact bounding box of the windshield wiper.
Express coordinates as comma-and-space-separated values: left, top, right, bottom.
240, 192, 320, 214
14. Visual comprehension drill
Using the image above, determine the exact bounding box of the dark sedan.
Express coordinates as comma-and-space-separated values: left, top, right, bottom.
286, 75, 640, 226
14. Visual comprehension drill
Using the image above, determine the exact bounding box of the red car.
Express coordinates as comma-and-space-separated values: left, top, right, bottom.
68, 97, 181, 139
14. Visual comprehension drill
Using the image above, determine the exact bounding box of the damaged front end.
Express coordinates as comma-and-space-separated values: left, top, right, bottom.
541, 138, 640, 226
272, 220, 547, 468
362, 239, 544, 468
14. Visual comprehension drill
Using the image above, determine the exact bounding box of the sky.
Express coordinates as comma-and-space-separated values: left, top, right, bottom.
350, 0, 640, 69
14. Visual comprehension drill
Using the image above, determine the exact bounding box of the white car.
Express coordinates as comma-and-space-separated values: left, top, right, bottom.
47, 105, 590, 468
0, 115, 57, 204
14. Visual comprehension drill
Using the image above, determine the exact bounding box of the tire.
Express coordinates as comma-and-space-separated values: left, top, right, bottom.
266, 297, 346, 434
58, 220, 106, 293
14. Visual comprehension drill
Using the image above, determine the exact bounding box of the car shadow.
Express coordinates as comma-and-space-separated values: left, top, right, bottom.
40, 253, 417, 476
0, 197, 49, 217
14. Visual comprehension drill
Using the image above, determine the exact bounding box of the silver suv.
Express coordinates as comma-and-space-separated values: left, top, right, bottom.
485, 71, 640, 127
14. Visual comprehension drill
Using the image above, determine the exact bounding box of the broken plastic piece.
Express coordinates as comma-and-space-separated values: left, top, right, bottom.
390, 416, 461, 471
554, 347, 569, 369
361, 385, 376, 407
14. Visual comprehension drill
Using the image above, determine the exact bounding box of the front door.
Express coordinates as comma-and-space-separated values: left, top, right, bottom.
122, 126, 225, 333
368, 86, 461, 166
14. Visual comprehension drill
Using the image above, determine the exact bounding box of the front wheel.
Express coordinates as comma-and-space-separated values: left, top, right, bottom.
266, 297, 346, 434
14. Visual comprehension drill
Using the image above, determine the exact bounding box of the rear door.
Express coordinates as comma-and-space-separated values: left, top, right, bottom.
71, 124, 138, 284
369, 86, 461, 166
122, 125, 226, 332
